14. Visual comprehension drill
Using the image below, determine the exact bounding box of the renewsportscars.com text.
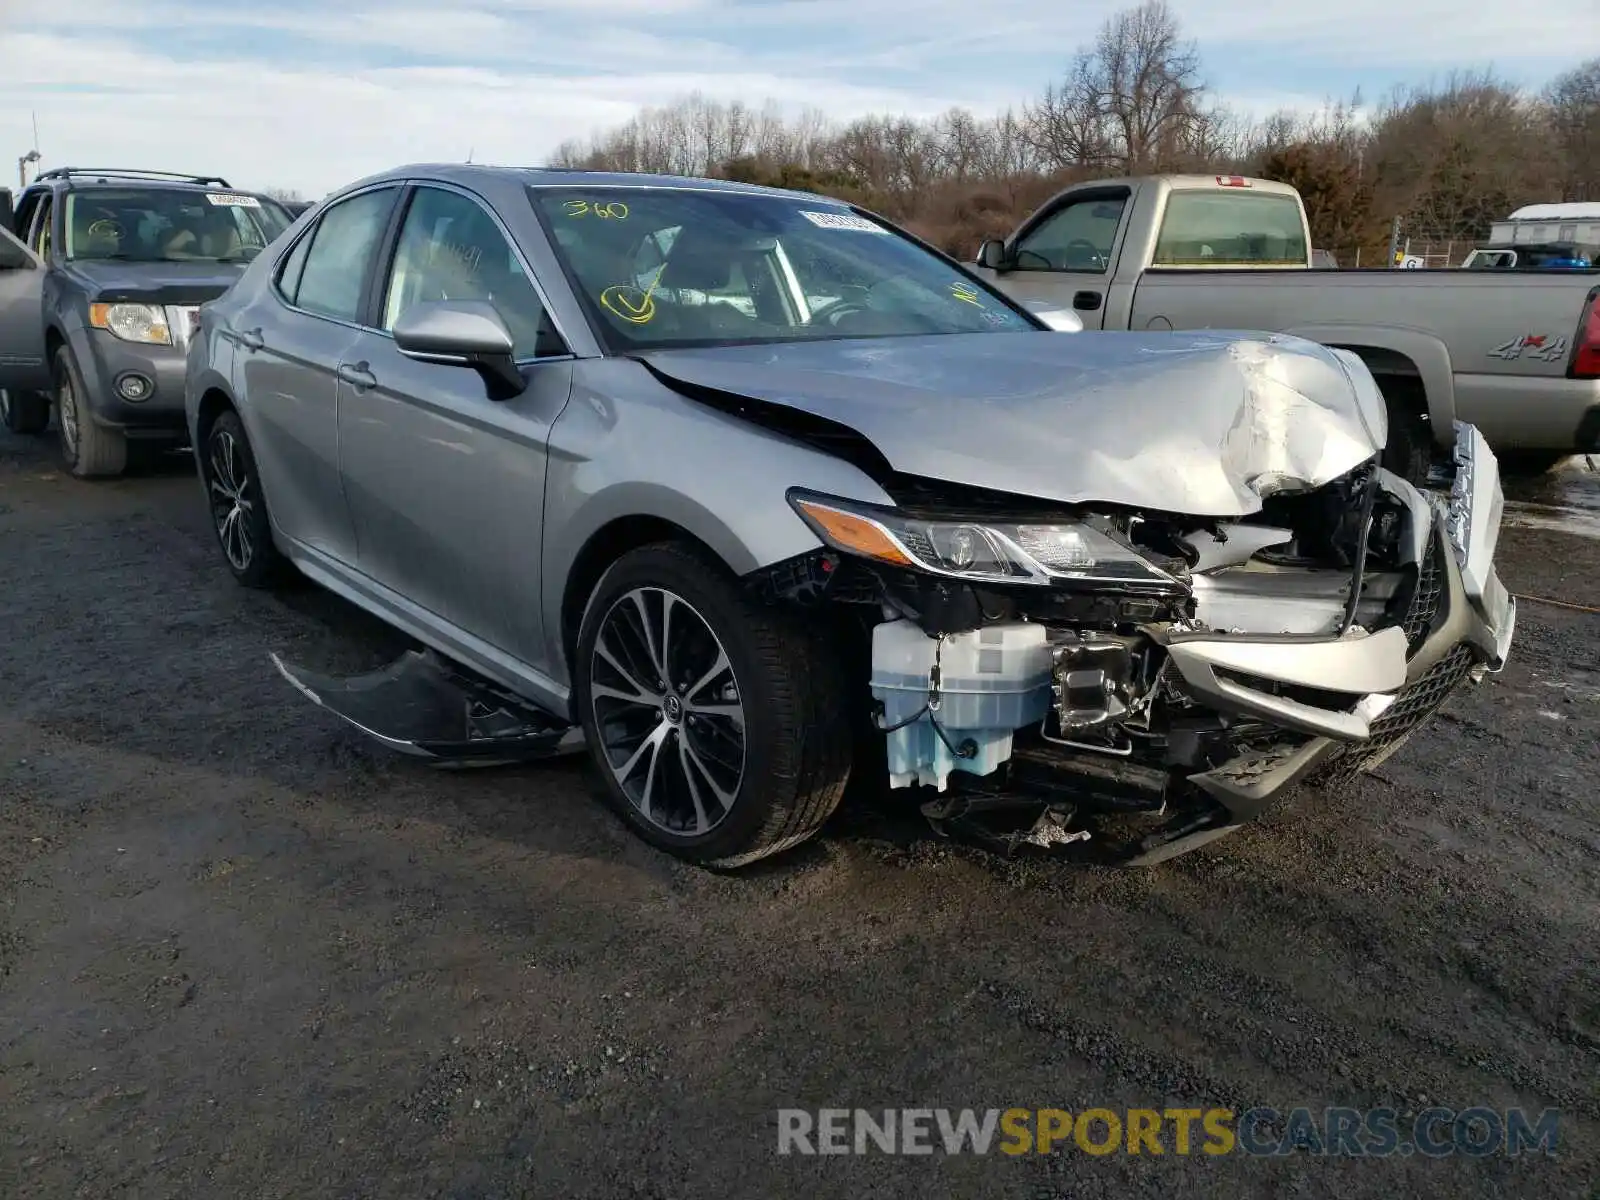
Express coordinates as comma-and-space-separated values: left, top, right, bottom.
776, 1106, 1560, 1158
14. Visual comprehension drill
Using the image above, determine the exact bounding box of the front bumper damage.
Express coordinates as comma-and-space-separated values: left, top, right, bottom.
850, 422, 1516, 866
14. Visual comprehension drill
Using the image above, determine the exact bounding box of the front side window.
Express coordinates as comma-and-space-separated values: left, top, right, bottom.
531, 187, 1038, 351
292, 188, 398, 322
1152, 192, 1307, 266
1012, 195, 1126, 273
381, 186, 564, 358
62, 188, 293, 264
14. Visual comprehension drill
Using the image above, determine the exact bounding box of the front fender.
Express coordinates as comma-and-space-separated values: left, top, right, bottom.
540, 360, 894, 685
1285, 323, 1457, 446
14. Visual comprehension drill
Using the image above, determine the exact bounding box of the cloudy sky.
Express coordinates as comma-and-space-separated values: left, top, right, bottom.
1, 0, 1594, 198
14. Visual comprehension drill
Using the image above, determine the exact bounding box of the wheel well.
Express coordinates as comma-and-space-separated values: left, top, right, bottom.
44, 326, 65, 364
559, 516, 726, 664
194, 388, 236, 447
1331, 344, 1425, 413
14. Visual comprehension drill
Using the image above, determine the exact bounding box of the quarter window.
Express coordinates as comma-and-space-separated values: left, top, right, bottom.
381, 186, 564, 359
292, 188, 398, 322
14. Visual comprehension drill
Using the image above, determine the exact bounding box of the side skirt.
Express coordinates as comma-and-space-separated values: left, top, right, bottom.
270, 648, 585, 767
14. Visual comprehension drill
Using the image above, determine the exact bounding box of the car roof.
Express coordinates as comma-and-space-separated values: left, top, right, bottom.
330, 162, 838, 205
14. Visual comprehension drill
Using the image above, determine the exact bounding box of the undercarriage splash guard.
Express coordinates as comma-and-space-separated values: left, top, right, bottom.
270, 649, 584, 766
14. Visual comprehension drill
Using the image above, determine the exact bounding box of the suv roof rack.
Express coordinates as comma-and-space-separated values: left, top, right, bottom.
32, 167, 234, 188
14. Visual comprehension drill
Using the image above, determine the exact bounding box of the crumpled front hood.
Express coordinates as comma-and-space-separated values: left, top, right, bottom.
640, 330, 1388, 517
64, 259, 245, 305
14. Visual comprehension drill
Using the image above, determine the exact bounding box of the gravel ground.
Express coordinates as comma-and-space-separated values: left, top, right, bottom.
0, 428, 1596, 1200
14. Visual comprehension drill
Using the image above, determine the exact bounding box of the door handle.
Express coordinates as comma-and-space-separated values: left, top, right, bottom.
337, 361, 377, 390
1072, 291, 1103, 312
230, 327, 264, 351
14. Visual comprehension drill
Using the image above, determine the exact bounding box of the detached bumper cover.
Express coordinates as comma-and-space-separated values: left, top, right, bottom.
1169, 427, 1514, 820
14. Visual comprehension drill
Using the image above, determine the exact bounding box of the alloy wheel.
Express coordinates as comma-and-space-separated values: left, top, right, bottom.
207, 429, 255, 571
57, 375, 79, 457
589, 586, 747, 836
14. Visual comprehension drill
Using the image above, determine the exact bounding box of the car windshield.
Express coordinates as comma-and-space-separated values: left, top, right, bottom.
529, 186, 1039, 350
64, 188, 293, 264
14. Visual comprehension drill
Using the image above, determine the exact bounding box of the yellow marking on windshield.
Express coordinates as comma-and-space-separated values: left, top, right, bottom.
950, 281, 984, 306
563, 199, 629, 220
600, 262, 668, 325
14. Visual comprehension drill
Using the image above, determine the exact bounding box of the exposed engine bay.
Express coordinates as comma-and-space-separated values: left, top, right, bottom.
753, 422, 1516, 865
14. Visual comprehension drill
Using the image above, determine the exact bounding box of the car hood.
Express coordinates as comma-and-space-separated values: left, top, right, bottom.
638, 331, 1389, 517
64, 259, 246, 305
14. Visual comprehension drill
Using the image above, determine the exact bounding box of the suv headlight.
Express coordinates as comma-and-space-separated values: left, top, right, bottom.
89, 303, 172, 345
787, 490, 1181, 588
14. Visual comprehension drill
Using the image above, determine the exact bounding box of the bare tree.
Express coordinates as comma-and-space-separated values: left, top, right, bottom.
260, 186, 306, 203
1547, 59, 1600, 200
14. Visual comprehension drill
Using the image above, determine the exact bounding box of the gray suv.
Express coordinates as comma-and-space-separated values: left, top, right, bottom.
0, 169, 293, 476
179, 164, 1514, 870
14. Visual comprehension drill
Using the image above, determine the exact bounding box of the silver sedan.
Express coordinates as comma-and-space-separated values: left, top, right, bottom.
183, 164, 1514, 869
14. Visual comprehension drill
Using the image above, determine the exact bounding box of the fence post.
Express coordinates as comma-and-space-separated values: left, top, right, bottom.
1386, 216, 1401, 268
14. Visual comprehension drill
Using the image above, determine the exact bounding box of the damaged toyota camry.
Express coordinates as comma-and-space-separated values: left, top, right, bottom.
184, 164, 1516, 868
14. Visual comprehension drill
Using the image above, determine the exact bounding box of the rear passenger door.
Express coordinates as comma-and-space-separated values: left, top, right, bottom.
0, 226, 51, 392
237, 185, 400, 563
337, 183, 574, 668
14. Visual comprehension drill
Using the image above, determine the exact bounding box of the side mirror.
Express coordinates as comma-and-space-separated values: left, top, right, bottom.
975, 238, 1012, 272
392, 300, 525, 399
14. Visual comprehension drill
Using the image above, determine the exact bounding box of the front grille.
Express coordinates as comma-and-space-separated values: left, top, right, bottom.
1308, 641, 1476, 787
1399, 537, 1444, 652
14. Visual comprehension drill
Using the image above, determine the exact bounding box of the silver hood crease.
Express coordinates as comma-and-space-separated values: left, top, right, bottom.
641, 330, 1389, 516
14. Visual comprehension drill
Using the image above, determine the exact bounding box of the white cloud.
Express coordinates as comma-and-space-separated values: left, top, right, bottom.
0, 0, 1594, 198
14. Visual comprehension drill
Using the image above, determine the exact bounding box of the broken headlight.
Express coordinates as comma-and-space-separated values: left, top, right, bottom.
787, 489, 1180, 587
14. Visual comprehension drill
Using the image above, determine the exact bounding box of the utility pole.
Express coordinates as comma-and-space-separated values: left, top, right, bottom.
17, 149, 39, 191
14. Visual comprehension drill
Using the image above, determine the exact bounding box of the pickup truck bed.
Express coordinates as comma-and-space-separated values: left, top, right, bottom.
973, 175, 1600, 479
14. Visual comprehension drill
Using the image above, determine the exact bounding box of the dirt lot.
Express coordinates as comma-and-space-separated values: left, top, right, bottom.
1, 428, 1596, 1200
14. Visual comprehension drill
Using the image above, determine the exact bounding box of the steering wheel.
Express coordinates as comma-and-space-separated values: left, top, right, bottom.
1062, 238, 1105, 270
807, 298, 871, 326
87, 218, 122, 240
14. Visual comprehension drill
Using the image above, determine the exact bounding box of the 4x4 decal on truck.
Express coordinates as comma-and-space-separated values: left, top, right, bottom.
1488, 334, 1569, 362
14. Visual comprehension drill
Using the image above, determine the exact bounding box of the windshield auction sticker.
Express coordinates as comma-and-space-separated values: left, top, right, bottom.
205, 193, 262, 207
798, 210, 888, 233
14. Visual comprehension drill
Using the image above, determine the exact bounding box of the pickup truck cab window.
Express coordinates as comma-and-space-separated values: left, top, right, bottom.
1013, 196, 1126, 273
1152, 191, 1307, 267
380, 185, 565, 359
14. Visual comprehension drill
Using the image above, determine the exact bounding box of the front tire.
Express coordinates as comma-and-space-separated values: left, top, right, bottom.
0, 388, 50, 435
54, 346, 127, 478
573, 542, 853, 868
200, 409, 290, 588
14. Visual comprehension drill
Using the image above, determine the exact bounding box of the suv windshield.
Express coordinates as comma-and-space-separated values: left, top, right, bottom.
530, 186, 1038, 349
64, 188, 292, 264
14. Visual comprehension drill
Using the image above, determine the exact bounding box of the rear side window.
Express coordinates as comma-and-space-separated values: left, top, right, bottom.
292, 188, 398, 322
1153, 192, 1307, 266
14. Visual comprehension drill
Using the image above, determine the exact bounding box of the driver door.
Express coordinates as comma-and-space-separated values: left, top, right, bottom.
0, 226, 51, 393
971, 188, 1129, 330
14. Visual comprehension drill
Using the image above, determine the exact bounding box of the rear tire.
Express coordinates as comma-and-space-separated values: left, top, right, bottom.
54, 346, 127, 478
1496, 449, 1569, 477
0, 388, 50, 435
199, 408, 291, 588
1376, 377, 1433, 486
573, 541, 853, 868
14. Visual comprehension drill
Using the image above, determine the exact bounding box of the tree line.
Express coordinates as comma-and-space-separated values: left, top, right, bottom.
548, 0, 1600, 264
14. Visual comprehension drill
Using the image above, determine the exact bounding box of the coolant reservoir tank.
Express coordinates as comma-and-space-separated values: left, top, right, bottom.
869, 620, 1052, 791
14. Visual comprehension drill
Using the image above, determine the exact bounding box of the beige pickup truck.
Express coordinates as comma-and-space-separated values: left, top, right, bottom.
970, 174, 1600, 480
